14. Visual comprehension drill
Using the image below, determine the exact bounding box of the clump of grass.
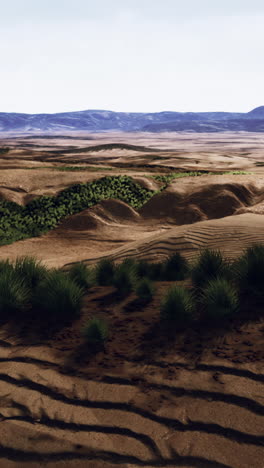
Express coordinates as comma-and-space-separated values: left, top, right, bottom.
95, 259, 116, 286
191, 249, 233, 291
68, 262, 94, 289
232, 243, 264, 301
113, 264, 136, 297
161, 252, 189, 281
134, 259, 151, 279
160, 285, 195, 326
199, 277, 239, 321
14, 256, 48, 290
81, 317, 108, 344
33, 270, 84, 325
135, 278, 155, 303
0, 268, 30, 321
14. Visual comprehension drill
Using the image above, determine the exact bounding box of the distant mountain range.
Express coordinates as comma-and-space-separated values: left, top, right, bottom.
1, 106, 264, 133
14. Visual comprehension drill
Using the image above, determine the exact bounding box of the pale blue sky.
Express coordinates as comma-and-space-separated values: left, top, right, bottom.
1, 0, 264, 114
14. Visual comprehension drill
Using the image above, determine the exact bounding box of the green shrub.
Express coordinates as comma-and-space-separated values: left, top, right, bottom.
200, 277, 239, 321
95, 258, 116, 286
135, 278, 155, 302
68, 262, 94, 289
14, 256, 48, 289
191, 249, 233, 291
33, 270, 84, 324
161, 252, 189, 281
82, 317, 108, 344
0, 269, 30, 320
160, 285, 195, 326
232, 243, 264, 300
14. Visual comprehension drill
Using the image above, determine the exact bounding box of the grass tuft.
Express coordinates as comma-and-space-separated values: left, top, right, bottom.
160, 285, 195, 326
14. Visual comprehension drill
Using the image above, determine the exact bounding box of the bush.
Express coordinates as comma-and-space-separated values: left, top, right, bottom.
191, 248, 233, 291
33, 270, 84, 324
232, 243, 264, 300
161, 252, 189, 281
82, 317, 108, 344
135, 278, 155, 302
0, 269, 30, 321
14, 256, 48, 290
68, 262, 94, 289
95, 259, 116, 286
160, 285, 195, 326
200, 277, 239, 321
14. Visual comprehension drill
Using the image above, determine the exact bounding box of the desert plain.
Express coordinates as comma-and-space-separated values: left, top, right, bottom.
0, 130, 263, 468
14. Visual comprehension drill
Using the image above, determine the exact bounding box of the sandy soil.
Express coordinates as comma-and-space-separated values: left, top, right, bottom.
0, 132, 263, 468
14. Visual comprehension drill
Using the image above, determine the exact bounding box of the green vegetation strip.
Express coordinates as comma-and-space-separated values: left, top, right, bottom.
0, 171, 255, 247
0, 176, 159, 246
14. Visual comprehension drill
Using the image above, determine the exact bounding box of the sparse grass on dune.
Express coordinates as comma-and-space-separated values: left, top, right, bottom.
160, 285, 195, 327
232, 243, 264, 302
32, 270, 84, 327
0, 242, 263, 338
68, 262, 95, 290
190, 248, 234, 292
81, 317, 109, 345
199, 277, 240, 322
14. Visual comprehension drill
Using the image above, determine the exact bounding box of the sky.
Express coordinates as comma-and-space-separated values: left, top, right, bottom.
1, 0, 264, 114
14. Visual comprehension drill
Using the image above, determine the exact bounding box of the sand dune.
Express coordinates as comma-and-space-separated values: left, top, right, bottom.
0, 133, 263, 467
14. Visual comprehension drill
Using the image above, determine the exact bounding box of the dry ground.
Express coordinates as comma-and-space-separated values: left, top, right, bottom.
0, 132, 263, 468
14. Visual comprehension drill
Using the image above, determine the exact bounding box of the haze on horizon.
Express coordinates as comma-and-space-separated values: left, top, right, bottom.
1, 0, 264, 115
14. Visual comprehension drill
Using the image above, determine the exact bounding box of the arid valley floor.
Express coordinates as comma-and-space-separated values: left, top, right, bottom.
0, 131, 263, 468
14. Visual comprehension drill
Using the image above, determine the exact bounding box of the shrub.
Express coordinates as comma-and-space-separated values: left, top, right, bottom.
232, 243, 264, 300
14, 256, 48, 290
161, 252, 189, 281
82, 317, 108, 344
33, 270, 84, 324
95, 259, 116, 286
135, 278, 155, 302
0, 269, 30, 321
68, 262, 94, 289
160, 285, 195, 326
200, 277, 239, 321
191, 248, 233, 291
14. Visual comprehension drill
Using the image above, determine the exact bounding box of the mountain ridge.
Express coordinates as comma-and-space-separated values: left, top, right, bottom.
0, 106, 264, 133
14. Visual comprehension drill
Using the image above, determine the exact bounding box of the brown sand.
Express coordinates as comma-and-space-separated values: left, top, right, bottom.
0, 132, 263, 468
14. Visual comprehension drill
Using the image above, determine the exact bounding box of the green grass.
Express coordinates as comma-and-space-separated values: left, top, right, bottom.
190, 248, 234, 292
95, 258, 116, 286
160, 285, 195, 326
32, 270, 84, 325
135, 278, 155, 302
161, 252, 189, 281
81, 317, 108, 344
0, 268, 30, 321
152, 170, 254, 188
14, 256, 49, 290
199, 277, 239, 321
232, 243, 264, 301
68, 262, 95, 289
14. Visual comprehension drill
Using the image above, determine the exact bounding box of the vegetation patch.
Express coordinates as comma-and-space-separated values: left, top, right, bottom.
0, 176, 159, 246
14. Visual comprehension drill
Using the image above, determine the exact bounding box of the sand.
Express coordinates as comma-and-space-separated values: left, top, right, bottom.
0, 132, 263, 468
